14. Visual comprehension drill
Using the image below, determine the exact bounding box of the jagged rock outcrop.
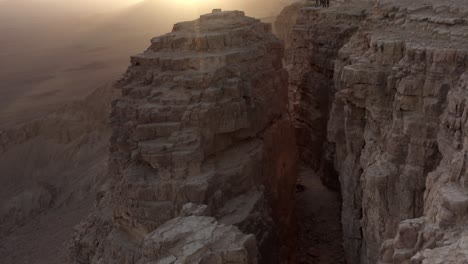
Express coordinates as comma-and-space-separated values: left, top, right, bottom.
139, 216, 257, 264
280, 0, 468, 263
70, 10, 297, 264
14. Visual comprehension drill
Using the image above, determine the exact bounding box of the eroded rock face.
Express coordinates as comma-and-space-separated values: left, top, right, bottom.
140, 216, 257, 264
331, 1, 468, 263
277, 3, 370, 260
70, 10, 297, 264
278, 2, 367, 179
282, 0, 468, 263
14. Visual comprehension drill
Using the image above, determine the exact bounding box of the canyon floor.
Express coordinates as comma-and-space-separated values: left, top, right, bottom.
297, 168, 345, 264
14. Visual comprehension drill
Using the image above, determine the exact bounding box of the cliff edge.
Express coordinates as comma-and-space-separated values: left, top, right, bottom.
69, 10, 297, 264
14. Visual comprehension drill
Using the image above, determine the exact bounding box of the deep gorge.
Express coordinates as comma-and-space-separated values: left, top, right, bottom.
279, 1, 468, 263
62, 1, 468, 263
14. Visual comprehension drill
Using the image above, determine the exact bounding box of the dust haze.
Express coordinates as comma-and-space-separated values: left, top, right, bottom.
0, 0, 289, 127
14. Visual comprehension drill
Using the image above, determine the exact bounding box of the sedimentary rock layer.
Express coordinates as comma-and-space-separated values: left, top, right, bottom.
70, 10, 297, 264
281, 0, 468, 263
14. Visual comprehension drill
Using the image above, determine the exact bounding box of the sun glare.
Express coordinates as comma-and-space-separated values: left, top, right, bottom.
176, 0, 200, 2
173, 0, 202, 6
127, 0, 145, 5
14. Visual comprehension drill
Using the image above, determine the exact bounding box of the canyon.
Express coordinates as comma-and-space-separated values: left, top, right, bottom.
2, 0, 468, 263
277, 0, 468, 263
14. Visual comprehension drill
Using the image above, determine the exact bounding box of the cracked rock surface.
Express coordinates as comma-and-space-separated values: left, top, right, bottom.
69, 9, 297, 264
279, 0, 468, 263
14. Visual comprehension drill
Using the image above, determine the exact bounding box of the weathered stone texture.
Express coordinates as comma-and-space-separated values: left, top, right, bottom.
278, 2, 367, 178
70, 10, 297, 264
139, 216, 257, 264
277, 2, 371, 260
282, 0, 468, 263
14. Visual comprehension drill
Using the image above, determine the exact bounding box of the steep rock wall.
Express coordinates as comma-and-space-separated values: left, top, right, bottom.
277, 2, 368, 188
281, 0, 468, 263
70, 10, 297, 264
332, 1, 468, 262
277, 3, 370, 261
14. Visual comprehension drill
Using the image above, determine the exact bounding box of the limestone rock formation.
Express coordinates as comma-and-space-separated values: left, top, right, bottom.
139, 216, 257, 264
70, 9, 297, 264
279, 0, 468, 263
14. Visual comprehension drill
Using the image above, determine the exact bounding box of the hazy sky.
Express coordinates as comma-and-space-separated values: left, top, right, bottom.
0, 0, 289, 17
0, 0, 296, 126
0, 0, 137, 16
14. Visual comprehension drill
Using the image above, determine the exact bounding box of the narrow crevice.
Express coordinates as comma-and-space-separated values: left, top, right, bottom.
296, 165, 345, 264
275, 3, 369, 262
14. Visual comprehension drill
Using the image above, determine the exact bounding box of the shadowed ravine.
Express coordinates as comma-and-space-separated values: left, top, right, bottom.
296, 168, 345, 264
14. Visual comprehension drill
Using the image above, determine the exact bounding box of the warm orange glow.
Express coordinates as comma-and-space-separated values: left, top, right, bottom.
170, 0, 210, 9
165, 0, 285, 19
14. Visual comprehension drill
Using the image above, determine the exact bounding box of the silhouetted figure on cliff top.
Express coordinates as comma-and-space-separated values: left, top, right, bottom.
317, 0, 330, 8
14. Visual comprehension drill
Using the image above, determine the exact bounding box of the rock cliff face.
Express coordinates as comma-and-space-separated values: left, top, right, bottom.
279, 0, 468, 263
70, 10, 297, 264
68, 1, 468, 263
